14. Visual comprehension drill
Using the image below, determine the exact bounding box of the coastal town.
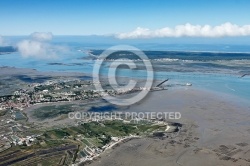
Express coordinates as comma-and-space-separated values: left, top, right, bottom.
0, 78, 169, 111
0, 102, 180, 165
0, 78, 182, 165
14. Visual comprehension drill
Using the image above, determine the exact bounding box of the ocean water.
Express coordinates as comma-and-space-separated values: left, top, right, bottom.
1, 37, 250, 102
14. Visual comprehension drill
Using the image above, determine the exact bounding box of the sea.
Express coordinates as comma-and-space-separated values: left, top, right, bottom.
1, 36, 250, 102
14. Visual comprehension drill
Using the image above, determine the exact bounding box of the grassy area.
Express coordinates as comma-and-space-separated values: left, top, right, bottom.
44, 129, 70, 139
41, 120, 164, 148
0, 109, 8, 116
32, 104, 74, 120
0, 120, 167, 166
44, 139, 68, 147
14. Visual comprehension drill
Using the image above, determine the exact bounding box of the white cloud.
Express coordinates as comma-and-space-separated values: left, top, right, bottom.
30, 32, 53, 41
116, 22, 250, 39
17, 32, 66, 59
17, 40, 53, 58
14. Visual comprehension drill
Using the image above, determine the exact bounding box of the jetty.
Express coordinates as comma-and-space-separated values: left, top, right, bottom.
156, 79, 169, 87
240, 74, 250, 78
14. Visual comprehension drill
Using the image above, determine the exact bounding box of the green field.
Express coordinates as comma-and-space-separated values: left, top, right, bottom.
42, 120, 165, 148
32, 104, 74, 120
0, 119, 168, 165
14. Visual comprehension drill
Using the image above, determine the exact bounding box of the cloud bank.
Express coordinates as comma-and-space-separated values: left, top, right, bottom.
116, 22, 250, 39
30, 32, 53, 41
17, 32, 65, 59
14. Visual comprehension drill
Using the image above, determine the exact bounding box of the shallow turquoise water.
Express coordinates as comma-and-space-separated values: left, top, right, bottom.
1, 47, 250, 102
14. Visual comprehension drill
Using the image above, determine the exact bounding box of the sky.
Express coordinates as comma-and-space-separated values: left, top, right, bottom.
1, 0, 250, 36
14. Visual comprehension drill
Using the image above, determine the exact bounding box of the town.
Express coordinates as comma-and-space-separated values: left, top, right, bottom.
0, 79, 182, 165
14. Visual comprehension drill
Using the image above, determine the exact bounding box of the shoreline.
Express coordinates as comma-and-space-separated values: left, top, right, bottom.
1, 65, 250, 101
1, 72, 250, 165
79, 136, 142, 166
86, 88, 250, 166
2, 63, 250, 78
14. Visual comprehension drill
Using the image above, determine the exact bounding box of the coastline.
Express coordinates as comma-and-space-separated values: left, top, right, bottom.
86, 88, 250, 166
1, 65, 250, 101
1, 66, 250, 165
79, 136, 141, 166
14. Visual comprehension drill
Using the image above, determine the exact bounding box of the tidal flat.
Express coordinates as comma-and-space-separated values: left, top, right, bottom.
1, 67, 250, 166
87, 88, 250, 166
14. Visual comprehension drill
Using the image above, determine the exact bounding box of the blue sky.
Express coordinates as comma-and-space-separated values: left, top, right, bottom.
0, 0, 250, 35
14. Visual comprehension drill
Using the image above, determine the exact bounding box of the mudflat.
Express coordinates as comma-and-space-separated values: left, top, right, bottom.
87, 88, 250, 166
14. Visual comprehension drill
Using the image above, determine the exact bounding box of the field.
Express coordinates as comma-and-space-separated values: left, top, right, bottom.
0, 120, 168, 165
32, 104, 75, 120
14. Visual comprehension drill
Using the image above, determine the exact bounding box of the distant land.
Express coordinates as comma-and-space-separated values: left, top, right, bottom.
0, 46, 17, 54
90, 50, 250, 60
